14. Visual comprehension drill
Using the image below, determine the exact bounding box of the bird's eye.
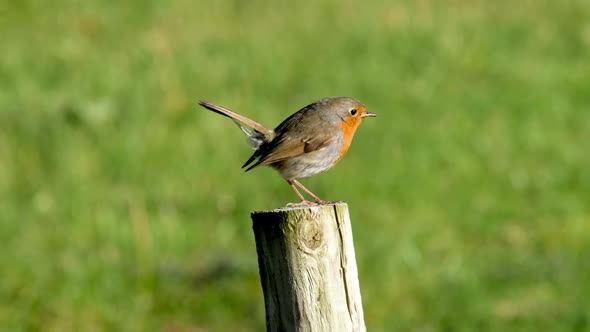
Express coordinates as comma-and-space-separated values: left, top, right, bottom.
350, 109, 358, 116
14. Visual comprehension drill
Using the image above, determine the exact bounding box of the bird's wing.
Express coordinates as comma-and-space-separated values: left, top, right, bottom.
244, 131, 336, 171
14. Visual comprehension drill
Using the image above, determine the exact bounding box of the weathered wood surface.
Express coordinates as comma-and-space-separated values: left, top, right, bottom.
251, 203, 366, 332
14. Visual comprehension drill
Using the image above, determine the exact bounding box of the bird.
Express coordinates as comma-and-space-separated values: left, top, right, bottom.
198, 96, 376, 205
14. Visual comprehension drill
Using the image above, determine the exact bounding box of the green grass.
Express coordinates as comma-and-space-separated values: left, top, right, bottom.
2, 0, 590, 330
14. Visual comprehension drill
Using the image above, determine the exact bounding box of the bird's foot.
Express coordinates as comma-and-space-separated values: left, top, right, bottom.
286, 200, 343, 207
286, 200, 318, 207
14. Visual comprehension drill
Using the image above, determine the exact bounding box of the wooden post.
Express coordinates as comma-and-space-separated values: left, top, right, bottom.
251, 202, 366, 332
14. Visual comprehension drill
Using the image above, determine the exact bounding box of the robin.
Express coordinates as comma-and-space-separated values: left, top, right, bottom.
198, 97, 376, 205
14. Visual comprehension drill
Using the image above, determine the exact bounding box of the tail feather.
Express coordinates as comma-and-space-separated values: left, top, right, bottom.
199, 100, 274, 169
234, 122, 265, 149
198, 101, 274, 140
241, 153, 259, 169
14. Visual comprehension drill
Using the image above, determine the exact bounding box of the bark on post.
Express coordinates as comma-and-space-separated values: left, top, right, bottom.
251, 202, 366, 332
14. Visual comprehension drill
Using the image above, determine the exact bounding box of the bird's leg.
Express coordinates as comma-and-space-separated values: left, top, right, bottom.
292, 179, 327, 204
286, 180, 314, 206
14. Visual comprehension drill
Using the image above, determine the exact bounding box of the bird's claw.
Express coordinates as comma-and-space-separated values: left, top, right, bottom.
287, 200, 317, 207
286, 199, 343, 207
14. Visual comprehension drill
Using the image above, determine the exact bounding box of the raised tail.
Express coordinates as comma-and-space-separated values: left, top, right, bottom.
198, 101, 274, 149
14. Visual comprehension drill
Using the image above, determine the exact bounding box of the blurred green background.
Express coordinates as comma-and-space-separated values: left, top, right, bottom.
2, 0, 590, 331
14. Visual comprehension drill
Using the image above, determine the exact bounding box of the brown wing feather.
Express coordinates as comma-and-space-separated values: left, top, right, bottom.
244, 133, 336, 171
254, 129, 337, 167
243, 101, 339, 171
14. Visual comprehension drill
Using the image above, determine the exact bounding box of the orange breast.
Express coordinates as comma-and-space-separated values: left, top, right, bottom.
336, 116, 362, 160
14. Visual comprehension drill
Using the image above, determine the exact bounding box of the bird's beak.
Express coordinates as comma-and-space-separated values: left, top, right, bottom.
362, 112, 377, 118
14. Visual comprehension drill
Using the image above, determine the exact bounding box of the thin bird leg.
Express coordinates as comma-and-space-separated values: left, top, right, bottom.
293, 179, 326, 204
286, 180, 312, 206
